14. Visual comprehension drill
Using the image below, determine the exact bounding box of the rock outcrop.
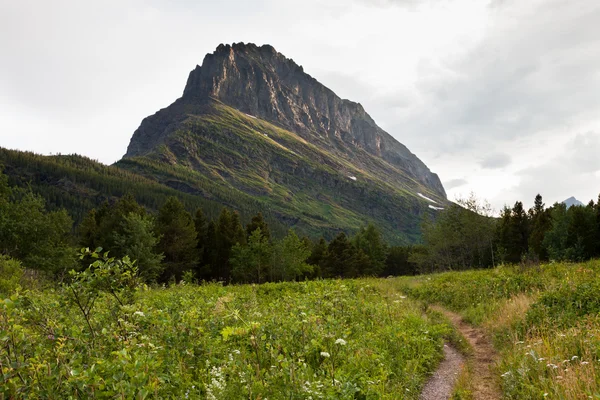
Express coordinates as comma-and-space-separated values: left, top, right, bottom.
126, 42, 445, 198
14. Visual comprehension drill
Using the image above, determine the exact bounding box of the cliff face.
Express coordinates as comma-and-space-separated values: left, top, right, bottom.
174, 43, 445, 197
122, 43, 448, 243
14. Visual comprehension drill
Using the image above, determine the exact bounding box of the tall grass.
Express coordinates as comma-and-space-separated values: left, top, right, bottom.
1, 278, 450, 399
398, 260, 600, 399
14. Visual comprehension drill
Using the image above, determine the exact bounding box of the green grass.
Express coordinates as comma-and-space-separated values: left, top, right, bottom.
397, 261, 600, 399
1, 278, 453, 399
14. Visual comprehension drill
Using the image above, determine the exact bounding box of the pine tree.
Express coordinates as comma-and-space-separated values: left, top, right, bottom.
323, 233, 363, 278
307, 237, 327, 278
114, 212, 164, 282
194, 208, 209, 277
506, 201, 529, 263
156, 197, 198, 280
246, 212, 270, 241
352, 224, 387, 276
528, 194, 552, 260
215, 208, 246, 281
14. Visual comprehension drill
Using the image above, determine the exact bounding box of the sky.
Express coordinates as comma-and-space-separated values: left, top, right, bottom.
1, 0, 599, 212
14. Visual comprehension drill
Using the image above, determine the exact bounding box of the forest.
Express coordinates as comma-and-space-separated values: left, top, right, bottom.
1, 160, 600, 286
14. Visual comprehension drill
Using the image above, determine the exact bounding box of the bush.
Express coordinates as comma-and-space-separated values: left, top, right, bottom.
0, 256, 23, 296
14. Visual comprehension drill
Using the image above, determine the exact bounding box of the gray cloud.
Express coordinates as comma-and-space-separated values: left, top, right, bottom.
480, 153, 511, 169
444, 178, 468, 190
1, 0, 599, 211
384, 0, 600, 155
500, 131, 600, 208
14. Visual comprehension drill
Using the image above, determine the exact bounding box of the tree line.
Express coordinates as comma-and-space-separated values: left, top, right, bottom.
0, 168, 414, 283
415, 193, 600, 272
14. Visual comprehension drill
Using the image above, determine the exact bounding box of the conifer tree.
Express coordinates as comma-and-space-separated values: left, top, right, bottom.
215, 208, 246, 281
156, 197, 198, 280
114, 212, 164, 282
246, 212, 270, 241
352, 224, 387, 276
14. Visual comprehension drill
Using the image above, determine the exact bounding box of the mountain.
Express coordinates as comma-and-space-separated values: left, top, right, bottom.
562, 196, 584, 208
118, 42, 447, 243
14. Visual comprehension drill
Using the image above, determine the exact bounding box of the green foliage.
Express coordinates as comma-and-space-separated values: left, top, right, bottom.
352, 224, 388, 276
0, 277, 450, 398
415, 194, 495, 272
65, 249, 140, 339
231, 228, 273, 283
399, 260, 600, 398
401, 267, 542, 320
0, 170, 75, 274
527, 280, 600, 329
0, 256, 23, 296
246, 212, 270, 241
156, 197, 198, 280
323, 232, 365, 278
215, 207, 246, 281
272, 229, 313, 281
113, 212, 165, 282
384, 246, 417, 276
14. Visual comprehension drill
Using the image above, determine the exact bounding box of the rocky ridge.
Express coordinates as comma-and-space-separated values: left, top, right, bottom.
126, 42, 445, 198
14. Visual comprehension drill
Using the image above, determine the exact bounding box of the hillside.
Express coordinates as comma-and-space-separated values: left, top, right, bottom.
119, 43, 448, 243
0, 147, 289, 236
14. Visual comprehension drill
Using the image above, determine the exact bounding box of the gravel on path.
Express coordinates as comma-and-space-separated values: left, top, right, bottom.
420, 343, 465, 400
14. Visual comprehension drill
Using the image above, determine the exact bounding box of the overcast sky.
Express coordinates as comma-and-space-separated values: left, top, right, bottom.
1, 0, 599, 212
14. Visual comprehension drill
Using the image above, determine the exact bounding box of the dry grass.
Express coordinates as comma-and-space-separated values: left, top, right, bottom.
483, 293, 535, 332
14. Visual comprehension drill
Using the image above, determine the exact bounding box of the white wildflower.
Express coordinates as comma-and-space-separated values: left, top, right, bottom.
320, 351, 330, 358
335, 338, 347, 346
133, 311, 145, 317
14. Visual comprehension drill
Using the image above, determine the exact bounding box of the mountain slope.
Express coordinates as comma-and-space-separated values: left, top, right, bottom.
119, 43, 448, 243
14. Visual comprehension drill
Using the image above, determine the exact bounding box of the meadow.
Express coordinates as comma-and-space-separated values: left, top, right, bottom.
0, 256, 451, 399
399, 260, 600, 399
3, 254, 600, 399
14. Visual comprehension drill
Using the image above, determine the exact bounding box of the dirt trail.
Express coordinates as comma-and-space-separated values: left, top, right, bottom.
420, 343, 464, 400
425, 305, 502, 400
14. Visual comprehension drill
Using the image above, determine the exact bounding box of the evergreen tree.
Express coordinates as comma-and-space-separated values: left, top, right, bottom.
505, 201, 529, 263
79, 194, 146, 257
323, 233, 364, 278
384, 246, 416, 276
565, 204, 596, 260
307, 237, 328, 278
114, 212, 164, 282
203, 221, 218, 280
156, 197, 198, 280
528, 194, 552, 261
352, 224, 387, 276
246, 212, 270, 241
194, 208, 210, 277
215, 208, 246, 281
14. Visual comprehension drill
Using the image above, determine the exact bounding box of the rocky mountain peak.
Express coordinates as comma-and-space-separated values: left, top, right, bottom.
180, 42, 446, 198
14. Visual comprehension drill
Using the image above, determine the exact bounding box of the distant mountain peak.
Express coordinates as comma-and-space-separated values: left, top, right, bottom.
562, 196, 584, 208
121, 43, 448, 242
177, 42, 445, 197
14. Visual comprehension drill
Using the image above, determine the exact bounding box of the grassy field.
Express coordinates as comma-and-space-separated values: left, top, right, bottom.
398, 260, 600, 399
1, 275, 452, 399
3, 259, 599, 399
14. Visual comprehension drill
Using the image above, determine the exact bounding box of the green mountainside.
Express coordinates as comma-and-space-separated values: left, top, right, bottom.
117, 43, 448, 243
0, 43, 448, 244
